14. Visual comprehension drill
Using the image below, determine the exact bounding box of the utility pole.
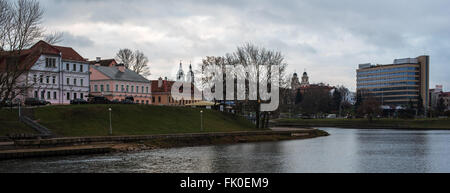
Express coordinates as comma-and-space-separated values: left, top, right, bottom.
109, 108, 112, 135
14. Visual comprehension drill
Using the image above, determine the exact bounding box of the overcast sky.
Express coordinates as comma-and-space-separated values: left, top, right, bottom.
40, 0, 450, 91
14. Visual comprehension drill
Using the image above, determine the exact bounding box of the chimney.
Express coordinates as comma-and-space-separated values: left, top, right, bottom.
158, 77, 163, 88
96, 57, 101, 62
117, 64, 126, 72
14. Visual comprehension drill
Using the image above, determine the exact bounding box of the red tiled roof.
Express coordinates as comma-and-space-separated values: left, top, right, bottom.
151, 80, 175, 93
89, 59, 117, 67
52, 45, 86, 62
1, 40, 86, 71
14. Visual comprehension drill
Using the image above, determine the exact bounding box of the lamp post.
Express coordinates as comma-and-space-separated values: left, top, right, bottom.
108, 108, 112, 135
200, 110, 203, 132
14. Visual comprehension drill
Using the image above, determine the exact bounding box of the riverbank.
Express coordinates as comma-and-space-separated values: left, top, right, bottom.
273, 118, 450, 130
0, 129, 329, 160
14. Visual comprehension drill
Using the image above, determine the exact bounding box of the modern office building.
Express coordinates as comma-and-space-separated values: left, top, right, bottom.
356, 55, 430, 109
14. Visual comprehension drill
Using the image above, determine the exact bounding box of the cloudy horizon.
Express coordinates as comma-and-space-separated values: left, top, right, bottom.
39, 0, 450, 91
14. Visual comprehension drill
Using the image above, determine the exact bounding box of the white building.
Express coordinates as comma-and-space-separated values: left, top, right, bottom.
12, 41, 89, 104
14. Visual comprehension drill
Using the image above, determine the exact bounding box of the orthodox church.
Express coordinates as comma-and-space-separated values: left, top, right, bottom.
176, 61, 195, 84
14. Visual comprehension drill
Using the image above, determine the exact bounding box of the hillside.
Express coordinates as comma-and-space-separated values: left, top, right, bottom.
30, 105, 257, 137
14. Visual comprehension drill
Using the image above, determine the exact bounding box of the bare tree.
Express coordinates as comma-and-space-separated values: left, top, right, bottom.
198, 43, 287, 129
44, 31, 64, 44
115, 48, 151, 77
0, 0, 43, 107
115, 48, 134, 69
133, 50, 150, 77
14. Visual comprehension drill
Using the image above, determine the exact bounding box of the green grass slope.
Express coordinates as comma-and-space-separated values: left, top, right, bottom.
33, 105, 257, 137
0, 109, 37, 136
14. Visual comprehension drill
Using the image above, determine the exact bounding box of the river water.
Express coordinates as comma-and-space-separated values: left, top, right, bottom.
1, 128, 450, 173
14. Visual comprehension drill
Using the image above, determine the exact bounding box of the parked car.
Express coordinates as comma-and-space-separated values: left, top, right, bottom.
70, 98, 88, 105
88, 96, 110, 104
25, 98, 50, 106
121, 99, 135, 104
110, 99, 121, 104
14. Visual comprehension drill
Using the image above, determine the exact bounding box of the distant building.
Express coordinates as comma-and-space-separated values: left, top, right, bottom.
89, 57, 117, 67
89, 63, 152, 104
0, 40, 90, 104
356, 55, 430, 109
429, 85, 443, 109
151, 77, 201, 106
176, 61, 185, 82
291, 71, 334, 94
439, 92, 450, 111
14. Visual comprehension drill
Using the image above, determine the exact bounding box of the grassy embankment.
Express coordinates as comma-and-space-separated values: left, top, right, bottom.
0, 109, 37, 136
274, 118, 450, 129
23, 104, 258, 137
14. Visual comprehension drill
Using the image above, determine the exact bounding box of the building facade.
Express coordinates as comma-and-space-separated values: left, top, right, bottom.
356, 55, 430, 109
89, 64, 152, 104
1, 40, 89, 104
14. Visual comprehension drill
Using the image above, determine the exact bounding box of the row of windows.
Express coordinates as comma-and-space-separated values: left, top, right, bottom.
379, 96, 419, 100
370, 92, 419, 96
44, 58, 86, 73
357, 67, 418, 76
45, 58, 57, 68
93, 84, 149, 94
65, 63, 85, 72
357, 72, 419, 79
34, 91, 85, 100
362, 86, 419, 92
357, 77, 419, 84
358, 82, 419, 88
33, 75, 85, 86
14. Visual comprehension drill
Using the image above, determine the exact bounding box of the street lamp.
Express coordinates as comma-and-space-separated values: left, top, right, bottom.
108, 108, 112, 135
200, 110, 204, 132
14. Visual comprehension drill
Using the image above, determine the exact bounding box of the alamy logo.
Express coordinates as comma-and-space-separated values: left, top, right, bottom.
171, 64, 280, 112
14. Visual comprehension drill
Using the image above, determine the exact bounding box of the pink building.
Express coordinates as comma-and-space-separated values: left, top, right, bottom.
89, 62, 152, 104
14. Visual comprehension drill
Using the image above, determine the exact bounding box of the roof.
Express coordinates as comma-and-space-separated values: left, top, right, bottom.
151, 80, 175, 93
89, 59, 117, 67
1, 40, 86, 71
91, 65, 150, 83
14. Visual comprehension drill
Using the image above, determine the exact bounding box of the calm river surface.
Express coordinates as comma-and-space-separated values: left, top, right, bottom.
1, 128, 450, 173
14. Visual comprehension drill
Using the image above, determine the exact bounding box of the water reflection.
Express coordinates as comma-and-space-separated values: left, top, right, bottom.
1, 128, 450, 173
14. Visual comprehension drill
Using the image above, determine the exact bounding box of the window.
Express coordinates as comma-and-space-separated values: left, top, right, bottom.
33, 75, 37, 83
94, 85, 98, 92
73, 78, 77, 86
67, 92, 70, 100
41, 91, 45, 99
47, 91, 50, 99
158, 96, 161, 103
121, 85, 124, 92
152, 97, 155, 103
53, 92, 57, 99
45, 58, 56, 68
66, 63, 70, 71
34, 91, 38, 98
67, 78, 70, 85
142, 86, 144, 93
52, 76, 56, 84
40, 75, 43, 83
136, 100, 140, 104
80, 65, 83, 72
74, 93, 77, 99
116, 85, 119, 92
100, 85, 104, 92
106, 84, 110, 92
73, 64, 76, 71
146, 87, 149, 93
136, 86, 139, 93
46, 76, 50, 84
126, 85, 129, 92
131, 86, 134, 93
80, 79, 83, 86
80, 93, 84, 99
146, 100, 149, 104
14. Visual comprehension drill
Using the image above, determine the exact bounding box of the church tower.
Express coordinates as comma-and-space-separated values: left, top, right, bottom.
301, 71, 309, 87
176, 61, 185, 81
186, 62, 195, 84
291, 73, 300, 90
